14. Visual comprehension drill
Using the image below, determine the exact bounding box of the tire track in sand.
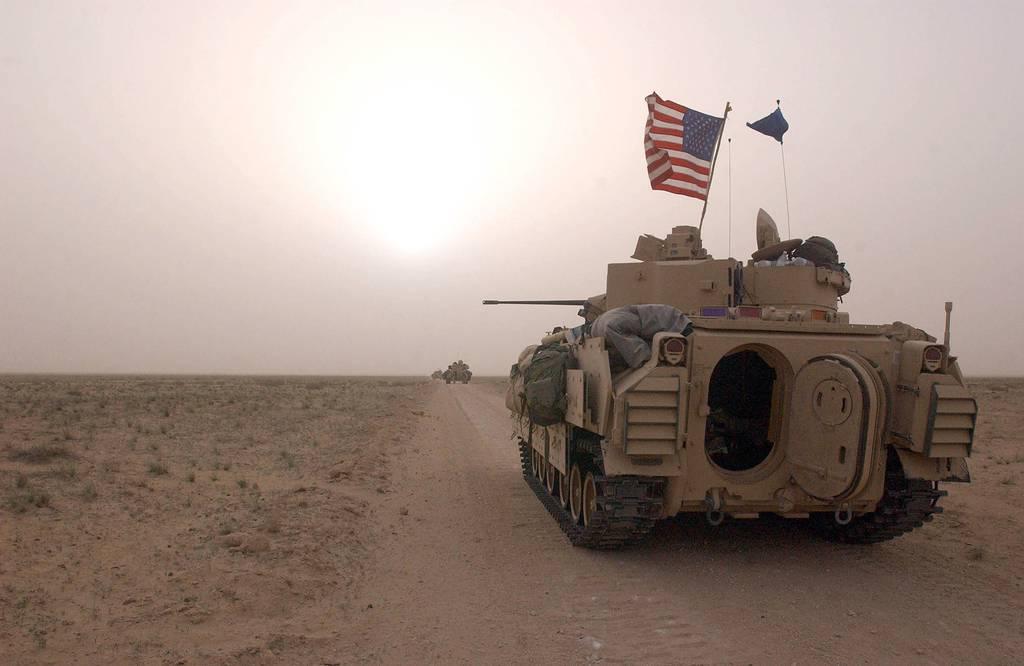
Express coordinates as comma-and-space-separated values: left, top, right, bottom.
439, 383, 736, 664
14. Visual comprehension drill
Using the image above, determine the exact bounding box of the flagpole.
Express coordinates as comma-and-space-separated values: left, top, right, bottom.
699, 101, 732, 234
777, 99, 792, 239
782, 141, 790, 239
727, 137, 732, 258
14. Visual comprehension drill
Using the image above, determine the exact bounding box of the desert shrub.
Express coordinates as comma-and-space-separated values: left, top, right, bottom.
54, 463, 77, 481
8, 444, 72, 464
6, 490, 51, 513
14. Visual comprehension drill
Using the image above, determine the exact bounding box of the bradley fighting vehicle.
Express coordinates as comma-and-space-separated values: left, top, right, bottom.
485, 212, 976, 549
443, 360, 473, 384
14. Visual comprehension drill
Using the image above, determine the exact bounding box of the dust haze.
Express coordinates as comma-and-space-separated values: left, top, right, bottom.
2, 1, 1022, 376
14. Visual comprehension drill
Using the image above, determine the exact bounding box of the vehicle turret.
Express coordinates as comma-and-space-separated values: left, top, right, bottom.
607, 210, 851, 322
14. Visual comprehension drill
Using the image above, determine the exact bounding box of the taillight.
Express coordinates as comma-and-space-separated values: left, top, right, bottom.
922, 346, 944, 373
660, 337, 686, 365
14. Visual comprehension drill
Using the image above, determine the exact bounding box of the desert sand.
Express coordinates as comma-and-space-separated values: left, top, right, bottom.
1, 376, 1022, 664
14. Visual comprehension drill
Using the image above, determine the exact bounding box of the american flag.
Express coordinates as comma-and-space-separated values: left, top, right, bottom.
644, 92, 725, 200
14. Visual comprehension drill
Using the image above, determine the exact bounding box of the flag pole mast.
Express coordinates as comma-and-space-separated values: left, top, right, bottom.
699, 101, 732, 234
727, 137, 732, 258
777, 99, 792, 239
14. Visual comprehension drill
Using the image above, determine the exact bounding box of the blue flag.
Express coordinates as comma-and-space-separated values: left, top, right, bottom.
747, 107, 789, 143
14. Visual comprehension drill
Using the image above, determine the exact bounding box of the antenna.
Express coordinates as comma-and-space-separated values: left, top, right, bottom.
944, 301, 953, 349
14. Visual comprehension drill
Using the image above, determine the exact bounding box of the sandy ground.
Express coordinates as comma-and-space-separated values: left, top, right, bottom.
2, 376, 1022, 664
0, 376, 423, 663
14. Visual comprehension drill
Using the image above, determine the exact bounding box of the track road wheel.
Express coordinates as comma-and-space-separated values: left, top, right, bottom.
569, 465, 584, 524
558, 468, 571, 508
546, 464, 558, 495
582, 472, 598, 527
538, 454, 547, 486
530, 449, 540, 478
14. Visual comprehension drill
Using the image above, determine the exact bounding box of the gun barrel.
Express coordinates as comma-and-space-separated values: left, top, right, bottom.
482, 299, 588, 306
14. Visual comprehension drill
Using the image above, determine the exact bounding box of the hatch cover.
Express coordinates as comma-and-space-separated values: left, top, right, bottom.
787, 356, 879, 499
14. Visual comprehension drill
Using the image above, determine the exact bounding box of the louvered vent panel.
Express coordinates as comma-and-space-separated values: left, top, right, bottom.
926, 384, 977, 457
624, 377, 679, 456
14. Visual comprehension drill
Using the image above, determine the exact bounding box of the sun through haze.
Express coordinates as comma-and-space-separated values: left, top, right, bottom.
2, 1, 1022, 376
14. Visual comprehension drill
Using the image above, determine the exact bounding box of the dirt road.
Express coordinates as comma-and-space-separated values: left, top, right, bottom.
346, 381, 1023, 664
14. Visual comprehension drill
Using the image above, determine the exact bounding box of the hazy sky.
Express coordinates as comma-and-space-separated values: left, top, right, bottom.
3, 1, 1023, 375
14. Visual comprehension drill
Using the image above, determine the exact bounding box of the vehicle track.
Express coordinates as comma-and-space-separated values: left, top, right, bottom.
517, 438, 663, 549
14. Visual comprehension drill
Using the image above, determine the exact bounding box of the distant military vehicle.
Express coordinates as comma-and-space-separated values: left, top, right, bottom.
443, 360, 472, 384
431, 370, 444, 380
486, 212, 976, 549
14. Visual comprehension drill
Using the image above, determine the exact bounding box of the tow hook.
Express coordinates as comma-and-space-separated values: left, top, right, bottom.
835, 504, 853, 525
705, 489, 725, 527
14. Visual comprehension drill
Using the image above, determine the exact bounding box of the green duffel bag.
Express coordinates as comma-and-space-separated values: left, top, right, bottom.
523, 345, 569, 426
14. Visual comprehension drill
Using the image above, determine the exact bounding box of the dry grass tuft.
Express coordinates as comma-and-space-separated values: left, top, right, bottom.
80, 482, 98, 502
54, 462, 77, 481
6, 489, 51, 513
147, 462, 169, 476
8, 444, 73, 464
259, 513, 282, 534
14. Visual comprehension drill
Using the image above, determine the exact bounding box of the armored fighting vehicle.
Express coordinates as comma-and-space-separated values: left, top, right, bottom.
443, 360, 473, 384
431, 370, 444, 380
486, 212, 976, 549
